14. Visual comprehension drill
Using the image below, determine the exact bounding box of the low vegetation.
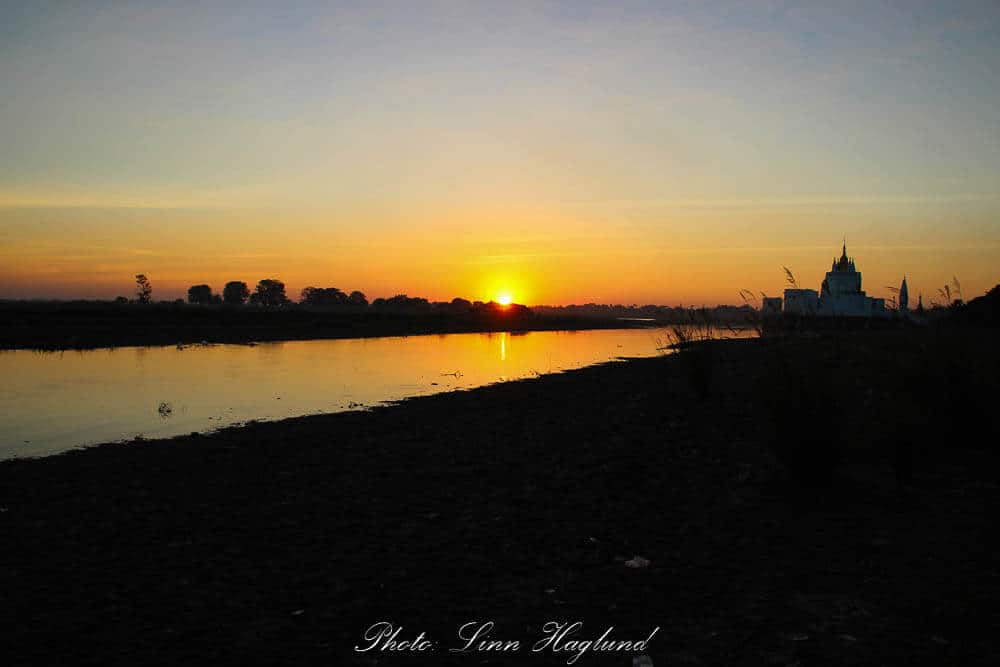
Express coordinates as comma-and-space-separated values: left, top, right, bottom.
662, 282, 1000, 485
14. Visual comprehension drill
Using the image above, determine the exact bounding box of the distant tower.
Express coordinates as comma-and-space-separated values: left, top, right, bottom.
899, 276, 909, 312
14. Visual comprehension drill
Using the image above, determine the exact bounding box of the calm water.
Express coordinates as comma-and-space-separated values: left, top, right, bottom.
0, 328, 694, 459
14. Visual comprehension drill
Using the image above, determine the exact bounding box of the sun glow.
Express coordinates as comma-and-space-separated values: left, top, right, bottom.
496, 293, 513, 306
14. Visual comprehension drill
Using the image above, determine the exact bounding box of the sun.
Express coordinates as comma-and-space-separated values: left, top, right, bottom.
496, 292, 513, 306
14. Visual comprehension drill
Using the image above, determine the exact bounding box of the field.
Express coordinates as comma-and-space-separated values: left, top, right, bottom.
2, 328, 998, 665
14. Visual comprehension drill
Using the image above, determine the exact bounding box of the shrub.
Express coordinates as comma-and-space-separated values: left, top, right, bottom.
661, 309, 719, 401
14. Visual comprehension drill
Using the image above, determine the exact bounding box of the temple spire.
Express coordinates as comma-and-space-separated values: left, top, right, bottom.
834, 239, 852, 271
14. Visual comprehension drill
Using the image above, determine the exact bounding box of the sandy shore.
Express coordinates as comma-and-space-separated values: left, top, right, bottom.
2, 337, 997, 665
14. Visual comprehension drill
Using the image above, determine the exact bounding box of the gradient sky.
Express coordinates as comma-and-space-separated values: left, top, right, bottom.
1, 1, 998, 305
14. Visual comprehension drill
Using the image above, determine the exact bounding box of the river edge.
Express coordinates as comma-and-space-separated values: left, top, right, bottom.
0, 302, 648, 351
2, 335, 997, 665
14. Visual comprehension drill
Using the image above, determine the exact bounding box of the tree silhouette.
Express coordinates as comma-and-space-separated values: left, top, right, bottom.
135, 274, 152, 304
374, 294, 431, 312
250, 279, 289, 307
187, 284, 213, 304
348, 290, 368, 307
222, 281, 250, 305
300, 286, 347, 306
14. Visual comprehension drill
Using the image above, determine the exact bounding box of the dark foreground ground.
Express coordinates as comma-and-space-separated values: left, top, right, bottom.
2, 331, 998, 666
0, 301, 636, 350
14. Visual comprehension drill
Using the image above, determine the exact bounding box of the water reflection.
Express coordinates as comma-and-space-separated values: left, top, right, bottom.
0, 328, 752, 459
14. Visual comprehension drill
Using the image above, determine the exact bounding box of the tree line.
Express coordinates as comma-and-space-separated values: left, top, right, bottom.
182, 279, 368, 307
132, 275, 343, 306
129, 275, 525, 314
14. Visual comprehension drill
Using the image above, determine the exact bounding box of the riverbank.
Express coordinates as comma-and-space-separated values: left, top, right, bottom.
2, 332, 998, 665
0, 300, 643, 351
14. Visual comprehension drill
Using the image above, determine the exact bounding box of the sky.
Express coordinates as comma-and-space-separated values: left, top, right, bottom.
1, 0, 998, 305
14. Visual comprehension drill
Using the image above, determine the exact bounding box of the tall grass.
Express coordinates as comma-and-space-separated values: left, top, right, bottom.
658, 308, 721, 401
738, 289, 766, 337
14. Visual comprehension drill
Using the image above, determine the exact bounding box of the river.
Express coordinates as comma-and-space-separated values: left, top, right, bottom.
2, 328, 706, 458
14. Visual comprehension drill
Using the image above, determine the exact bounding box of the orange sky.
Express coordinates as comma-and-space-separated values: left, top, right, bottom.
2, 198, 997, 306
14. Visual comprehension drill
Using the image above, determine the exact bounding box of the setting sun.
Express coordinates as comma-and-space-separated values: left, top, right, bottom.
496, 293, 513, 306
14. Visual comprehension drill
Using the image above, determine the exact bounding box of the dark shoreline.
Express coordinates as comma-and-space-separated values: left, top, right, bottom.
2, 334, 998, 665
0, 301, 648, 351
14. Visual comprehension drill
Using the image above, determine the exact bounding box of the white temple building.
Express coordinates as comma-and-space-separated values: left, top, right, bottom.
781, 243, 889, 317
